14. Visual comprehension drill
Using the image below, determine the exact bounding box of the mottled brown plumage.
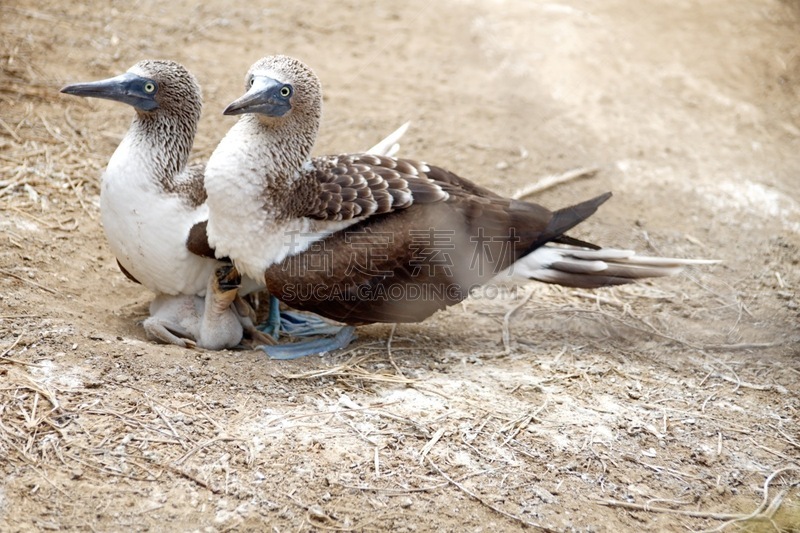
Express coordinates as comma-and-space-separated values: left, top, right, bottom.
206, 55, 714, 331
263, 167, 609, 324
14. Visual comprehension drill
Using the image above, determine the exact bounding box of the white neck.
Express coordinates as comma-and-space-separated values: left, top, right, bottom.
111, 112, 196, 193
100, 111, 217, 296
204, 111, 321, 280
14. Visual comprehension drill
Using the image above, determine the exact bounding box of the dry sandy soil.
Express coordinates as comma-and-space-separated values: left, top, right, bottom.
1, 0, 799, 531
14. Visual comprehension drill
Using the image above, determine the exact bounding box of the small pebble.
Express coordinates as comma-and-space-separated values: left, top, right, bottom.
308, 505, 326, 519
532, 487, 557, 504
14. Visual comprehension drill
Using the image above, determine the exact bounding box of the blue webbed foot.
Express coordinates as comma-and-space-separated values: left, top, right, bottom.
257, 295, 356, 358
259, 326, 357, 360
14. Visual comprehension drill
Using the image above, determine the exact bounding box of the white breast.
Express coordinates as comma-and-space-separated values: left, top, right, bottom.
205, 123, 358, 283
101, 135, 220, 296
210, 214, 354, 283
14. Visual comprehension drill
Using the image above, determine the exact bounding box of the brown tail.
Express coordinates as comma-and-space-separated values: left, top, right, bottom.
524, 192, 612, 255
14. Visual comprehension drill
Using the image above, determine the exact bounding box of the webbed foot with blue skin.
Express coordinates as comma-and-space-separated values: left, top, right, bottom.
256, 295, 357, 359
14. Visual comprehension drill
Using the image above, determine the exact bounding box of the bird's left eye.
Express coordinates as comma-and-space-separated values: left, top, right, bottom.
144, 82, 156, 94
280, 85, 292, 98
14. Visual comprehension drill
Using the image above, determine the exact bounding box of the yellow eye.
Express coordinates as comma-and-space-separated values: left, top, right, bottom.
144, 82, 156, 94
280, 85, 292, 98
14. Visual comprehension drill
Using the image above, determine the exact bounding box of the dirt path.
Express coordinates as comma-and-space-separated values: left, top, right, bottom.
1, 0, 798, 531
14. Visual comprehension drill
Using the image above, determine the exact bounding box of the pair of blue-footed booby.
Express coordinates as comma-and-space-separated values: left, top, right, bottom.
60, 60, 406, 351
62, 56, 714, 357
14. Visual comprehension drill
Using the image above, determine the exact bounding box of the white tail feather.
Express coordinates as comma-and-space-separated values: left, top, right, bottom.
564, 248, 717, 267
495, 244, 718, 288
366, 121, 411, 157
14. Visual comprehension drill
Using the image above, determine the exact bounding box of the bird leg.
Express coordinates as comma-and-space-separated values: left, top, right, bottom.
212, 264, 278, 347
234, 294, 278, 346
247, 292, 356, 358
259, 295, 283, 339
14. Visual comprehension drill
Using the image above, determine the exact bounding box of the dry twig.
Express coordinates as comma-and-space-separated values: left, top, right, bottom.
511, 167, 600, 200
428, 457, 557, 531
594, 467, 800, 531
502, 286, 534, 353
0, 268, 58, 295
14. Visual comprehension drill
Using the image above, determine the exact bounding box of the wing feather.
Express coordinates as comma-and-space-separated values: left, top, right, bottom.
301, 154, 450, 222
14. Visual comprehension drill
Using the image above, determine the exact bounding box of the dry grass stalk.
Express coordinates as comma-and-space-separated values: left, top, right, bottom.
428, 457, 557, 531
284, 353, 416, 385
511, 167, 600, 200
594, 467, 799, 531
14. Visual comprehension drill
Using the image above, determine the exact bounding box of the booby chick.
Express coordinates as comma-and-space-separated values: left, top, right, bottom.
61, 60, 409, 350
144, 265, 247, 350
204, 55, 714, 358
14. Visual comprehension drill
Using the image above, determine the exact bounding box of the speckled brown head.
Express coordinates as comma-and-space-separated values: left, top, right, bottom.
223, 55, 321, 128
61, 60, 205, 201
61, 60, 202, 125
215, 55, 323, 177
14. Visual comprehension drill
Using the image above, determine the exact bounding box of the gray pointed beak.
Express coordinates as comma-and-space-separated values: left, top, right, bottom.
60, 72, 159, 111
223, 76, 291, 117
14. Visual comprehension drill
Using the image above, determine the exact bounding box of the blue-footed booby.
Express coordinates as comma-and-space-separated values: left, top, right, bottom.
61, 60, 257, 349
60, 60, 409, 350
204, 55, 715, 357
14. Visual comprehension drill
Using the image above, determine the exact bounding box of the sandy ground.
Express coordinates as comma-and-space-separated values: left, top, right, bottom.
1, 0, 799, 531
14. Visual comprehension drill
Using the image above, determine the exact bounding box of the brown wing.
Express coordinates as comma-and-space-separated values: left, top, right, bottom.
264, 200, 515, 324
185, 220, 216, 259
298, 154, 452, 221
116, 259, 141, 284
164, 162, 207, 208
265, 153, 612, 325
